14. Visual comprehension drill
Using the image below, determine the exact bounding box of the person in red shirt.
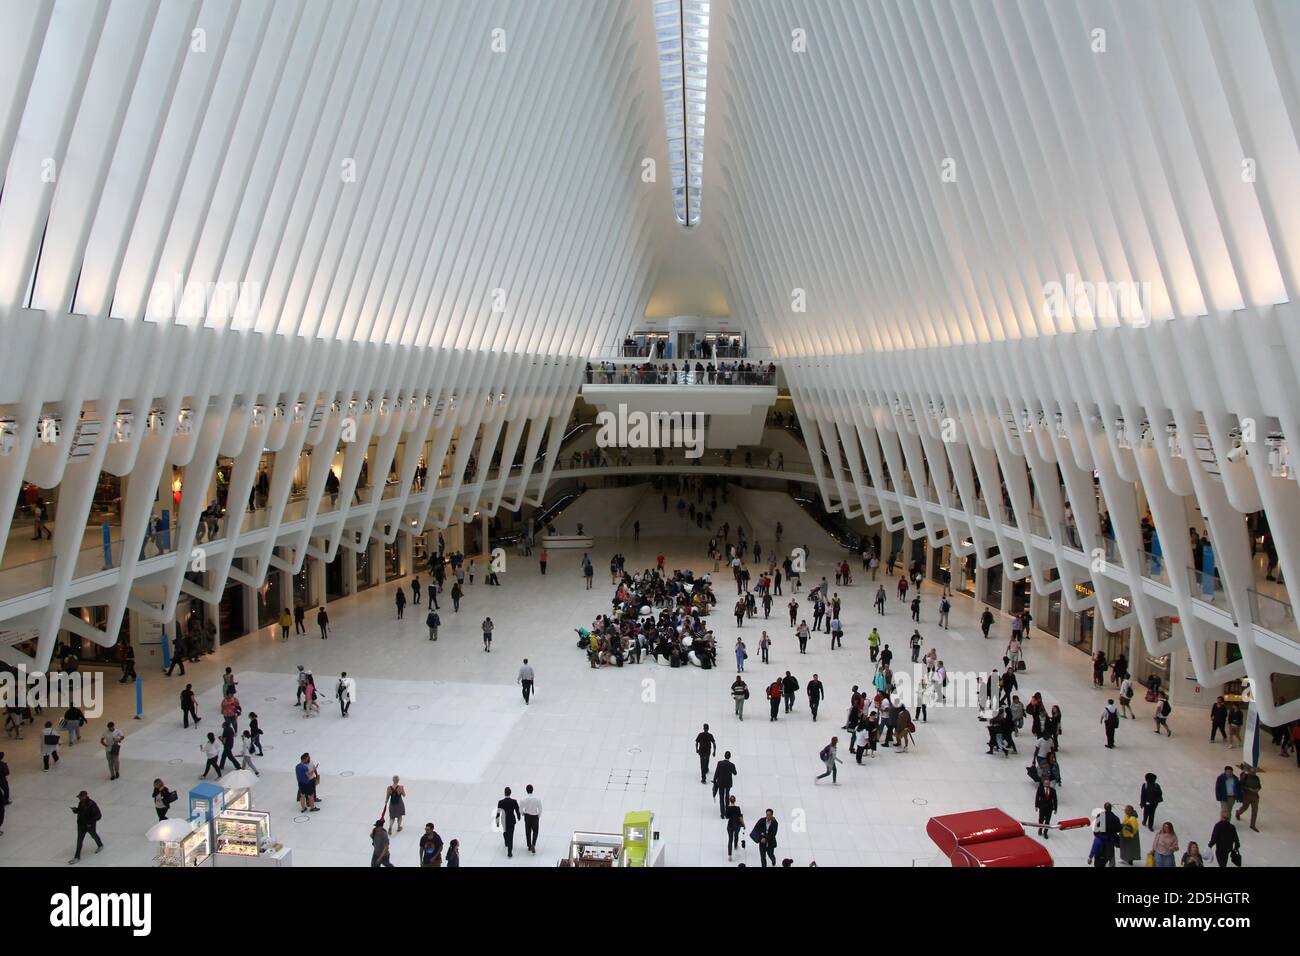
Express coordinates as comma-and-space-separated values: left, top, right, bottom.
767, 681, 783, 722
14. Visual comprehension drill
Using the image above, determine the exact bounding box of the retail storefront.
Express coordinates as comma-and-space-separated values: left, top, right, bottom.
355, 543, 377, 591
293, 557, 318, 610
326, 551, 347, 602
256, 567, 284, 629
384, 540, 403, 582
958, 552, 977, 597
65, 606, 130, 664
219, 560, 250, 643
984, 564, 1003, 608
1069, 583, 1096, 652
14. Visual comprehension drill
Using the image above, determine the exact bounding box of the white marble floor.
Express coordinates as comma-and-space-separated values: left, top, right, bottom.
2, 532, 1297, 868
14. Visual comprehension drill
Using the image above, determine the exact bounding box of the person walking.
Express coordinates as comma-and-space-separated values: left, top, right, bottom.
247, 713, 264, 755
1151, 822, 1179, 867
695, 723, 716, 783
782, 671, 799, 713
517, 659, 535, 703
426, 608, 440, 641
1235, 765, 1261, 832
295, 666, 309, 706
40, 721, 61, 771
99, 722, 125, 780
198, 732, 222, 778
218, 724, 241, 773
165, 633, 186, 676
427, 580, 439, 610
67, 791, 103, 864
62, 704, 85, 745
419, 823, 445, 867
1153, 693, 1172, 735
758, 631, 771, 664
395, 586, 406, 619
806, 674, 824, 721
278, 608, 292, 641
731, 675, 748, 721
712, 750, 737, 818
1119, 805, 1142, 864
151, 779, 178, 820
1034, 779, 1057, 838
724, 795, 745, 861
1215, 765, 1240, 817
815, 737, 842, 784
1210, 696, 1228, 741
411, 575, 421, 606
237, 731, 260, 776
1208, 812, 1240, 867
180, 684, 200, 728
751, 809, 778, 867
293, 603, 306, 635
317, 605, 330, 639
938, 596, 951, 629
370, 820, 394, 867
337, 672, 356, 717
386, 776, 406, 834
481, 616, 494, 652
1118, 676, 1136, 719
796, 621, 809, 654
766, 679, 782, 721
1101, 699, 1119, 748
521, 784, 542, 854
1139, 772, 1162, 831
734, 637, 747, 671
496, 786, 522, 858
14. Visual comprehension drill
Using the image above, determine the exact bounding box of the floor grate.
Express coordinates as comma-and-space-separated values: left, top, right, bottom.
606, 769, 649, 792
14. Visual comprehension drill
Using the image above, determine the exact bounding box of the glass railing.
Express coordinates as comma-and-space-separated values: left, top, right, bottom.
1248, 588, 1297, 641
583, 361, 777, 386
1187, 565, 1229, 608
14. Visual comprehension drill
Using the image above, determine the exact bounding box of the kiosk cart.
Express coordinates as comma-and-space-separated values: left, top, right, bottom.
622, 810, 665, 867
148, 818, 212, 868
217, 769, 257, 811
562, 831, 623, 867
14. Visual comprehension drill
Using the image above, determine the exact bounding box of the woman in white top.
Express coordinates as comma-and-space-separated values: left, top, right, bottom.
237, 731, 260, 775
199, 733, 222, 778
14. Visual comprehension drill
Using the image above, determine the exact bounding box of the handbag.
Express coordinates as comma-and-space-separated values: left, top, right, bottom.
1230, 848, 1242, 867
1144, 851, 1155, 867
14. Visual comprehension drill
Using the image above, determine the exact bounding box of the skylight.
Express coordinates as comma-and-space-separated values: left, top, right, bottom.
653, 0, 709, 227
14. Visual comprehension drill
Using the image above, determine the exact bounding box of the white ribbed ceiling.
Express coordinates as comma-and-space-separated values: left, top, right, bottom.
0, 0, 678, 358
706, 0, 1300, 357
2, 0, 1299, 358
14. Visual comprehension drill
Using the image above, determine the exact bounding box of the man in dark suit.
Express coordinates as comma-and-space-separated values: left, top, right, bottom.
807, 674, 825, 721
751, 808, 778, 867
712, 751, 737, 818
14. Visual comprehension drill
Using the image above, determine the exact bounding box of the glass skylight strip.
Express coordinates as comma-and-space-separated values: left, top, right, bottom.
653, 0, 709, 226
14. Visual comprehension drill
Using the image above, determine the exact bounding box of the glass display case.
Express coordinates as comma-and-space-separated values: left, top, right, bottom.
215, 809, 271, 857
156, 826, 211, 868
223, 787, 252, 812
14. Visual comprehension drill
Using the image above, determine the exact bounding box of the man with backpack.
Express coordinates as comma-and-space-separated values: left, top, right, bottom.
1100, 699, 1120, 748
1154, 693, 1173, 736
980, 608, 995, 638
68, 790, 103, 863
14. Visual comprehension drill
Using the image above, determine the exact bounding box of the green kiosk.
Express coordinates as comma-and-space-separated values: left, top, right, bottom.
622, 810, 662, 867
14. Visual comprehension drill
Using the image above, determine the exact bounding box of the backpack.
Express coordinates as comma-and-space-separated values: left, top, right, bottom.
89, 801, 102, 822
1161, 700, 1172, 717
819, 745, 831, 761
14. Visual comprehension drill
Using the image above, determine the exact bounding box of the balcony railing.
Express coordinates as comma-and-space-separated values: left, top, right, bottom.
584, 360, 777, 386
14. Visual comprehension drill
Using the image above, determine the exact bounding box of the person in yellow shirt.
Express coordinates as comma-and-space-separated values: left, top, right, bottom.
1119, 805, 1142, 865
278, 608, 293, 642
